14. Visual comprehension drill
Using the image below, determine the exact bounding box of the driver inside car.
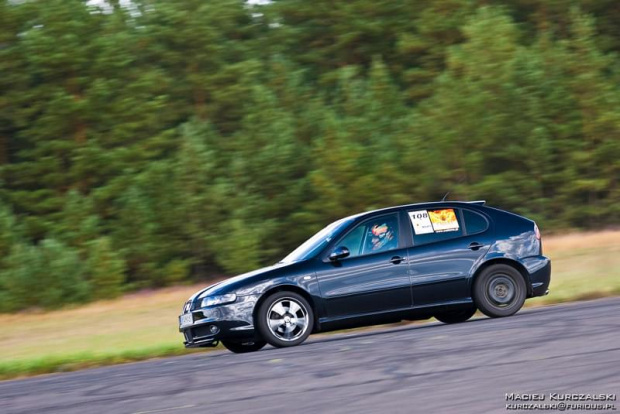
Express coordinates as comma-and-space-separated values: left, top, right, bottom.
369, 222, 397, 252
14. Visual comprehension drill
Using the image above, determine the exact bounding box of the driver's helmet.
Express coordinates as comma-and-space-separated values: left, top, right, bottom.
370, 222, 394, 251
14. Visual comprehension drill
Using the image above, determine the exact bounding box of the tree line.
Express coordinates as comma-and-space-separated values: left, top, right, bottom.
0, 0, 618, 311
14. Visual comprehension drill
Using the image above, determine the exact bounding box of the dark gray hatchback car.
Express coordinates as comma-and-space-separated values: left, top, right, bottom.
179, 201, 551, 353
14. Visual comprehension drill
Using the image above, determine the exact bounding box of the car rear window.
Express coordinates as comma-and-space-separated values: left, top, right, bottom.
462, 209, 488, 235
408, 208, 464, 245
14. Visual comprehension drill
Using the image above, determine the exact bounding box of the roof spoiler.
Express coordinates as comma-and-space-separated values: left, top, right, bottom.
466, 200, 486, 206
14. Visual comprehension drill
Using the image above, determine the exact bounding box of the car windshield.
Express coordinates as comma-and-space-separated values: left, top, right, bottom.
280, 217, 354, 264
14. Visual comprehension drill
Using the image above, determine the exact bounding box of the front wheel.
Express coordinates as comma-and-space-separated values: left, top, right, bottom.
221, 339, 266, 354
256, 291, 314, 348
473, 264, 527, 318
435, 306, 477, 324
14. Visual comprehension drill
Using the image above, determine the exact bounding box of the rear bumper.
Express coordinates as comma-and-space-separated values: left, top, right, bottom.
522, 255, 551, 297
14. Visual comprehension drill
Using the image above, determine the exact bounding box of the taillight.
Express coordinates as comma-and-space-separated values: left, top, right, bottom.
534, 223, 541, 240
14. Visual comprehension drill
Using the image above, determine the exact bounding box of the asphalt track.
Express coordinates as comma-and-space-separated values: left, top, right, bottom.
2, 298, 620, 414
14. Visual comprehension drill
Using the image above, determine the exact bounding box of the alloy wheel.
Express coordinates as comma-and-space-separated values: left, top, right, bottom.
266, 298, 309, 342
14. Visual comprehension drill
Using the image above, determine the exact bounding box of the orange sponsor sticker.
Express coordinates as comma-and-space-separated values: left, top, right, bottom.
428, 209, 459, 232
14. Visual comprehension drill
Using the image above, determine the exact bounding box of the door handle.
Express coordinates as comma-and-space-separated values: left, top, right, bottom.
468, 242, 485, 251
390, 256, 405, 264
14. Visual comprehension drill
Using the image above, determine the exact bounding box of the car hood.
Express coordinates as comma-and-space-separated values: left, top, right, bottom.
188, 262, 294, 302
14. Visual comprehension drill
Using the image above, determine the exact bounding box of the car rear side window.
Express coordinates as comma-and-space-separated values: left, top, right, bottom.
462, 209, 488, 235
408, 208, 464, 245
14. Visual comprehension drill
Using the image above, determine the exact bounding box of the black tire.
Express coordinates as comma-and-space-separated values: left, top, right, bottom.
221, 339, 266, 354
256, 291, 314, 348
473, 264, 527, 318
435, 306, 477, 324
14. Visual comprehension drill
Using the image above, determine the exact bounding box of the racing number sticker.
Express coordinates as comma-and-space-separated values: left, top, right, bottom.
409, 210, 434, 235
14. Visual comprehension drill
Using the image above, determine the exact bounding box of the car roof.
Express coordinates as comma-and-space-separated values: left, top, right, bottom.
348, 200, 487, 221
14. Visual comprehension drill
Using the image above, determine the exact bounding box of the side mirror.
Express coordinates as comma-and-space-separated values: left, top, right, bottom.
329, 246, 350, 261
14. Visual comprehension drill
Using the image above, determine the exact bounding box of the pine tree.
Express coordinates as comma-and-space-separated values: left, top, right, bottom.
172, 121, 224, 276
51, 190, 100, 252
86, 237, 126, 300
111, 171, 171, 287
307, 60, 416, 222
556, 9, 620, 226
413, 7, 532, 205
0, 238, 88, 311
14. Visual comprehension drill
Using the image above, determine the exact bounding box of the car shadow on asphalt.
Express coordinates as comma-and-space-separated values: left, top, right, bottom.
306, 317, 490, 346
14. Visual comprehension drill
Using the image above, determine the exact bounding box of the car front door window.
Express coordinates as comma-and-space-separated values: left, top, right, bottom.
335, 214, 400, 258
362, 219, 399, 254
337, 225, 365, 258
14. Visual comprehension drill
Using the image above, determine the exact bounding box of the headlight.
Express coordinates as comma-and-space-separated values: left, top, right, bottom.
200, 293, 237, 308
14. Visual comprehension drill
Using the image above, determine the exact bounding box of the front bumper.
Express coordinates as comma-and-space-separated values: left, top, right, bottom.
179, 295, 258, 348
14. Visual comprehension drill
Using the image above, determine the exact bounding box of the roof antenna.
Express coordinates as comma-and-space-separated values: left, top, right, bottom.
441, 191, 450, 202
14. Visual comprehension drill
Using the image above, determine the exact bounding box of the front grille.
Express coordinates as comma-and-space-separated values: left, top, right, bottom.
182, 301, 191, 313
193, 312, 207, 323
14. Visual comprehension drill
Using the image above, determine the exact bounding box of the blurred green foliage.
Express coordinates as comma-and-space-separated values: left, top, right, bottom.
0, 0, 619, 310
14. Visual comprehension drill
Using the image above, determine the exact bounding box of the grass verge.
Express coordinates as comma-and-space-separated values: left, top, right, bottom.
0, 344, 202, 380
526, 230, 620, 305
1, 230, 619, 380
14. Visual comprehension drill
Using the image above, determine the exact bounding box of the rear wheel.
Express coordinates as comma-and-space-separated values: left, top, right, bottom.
435, 306, 477, 324
473, 264, 527, 318
221, 339, 266, 354
257, 291, 313, 348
